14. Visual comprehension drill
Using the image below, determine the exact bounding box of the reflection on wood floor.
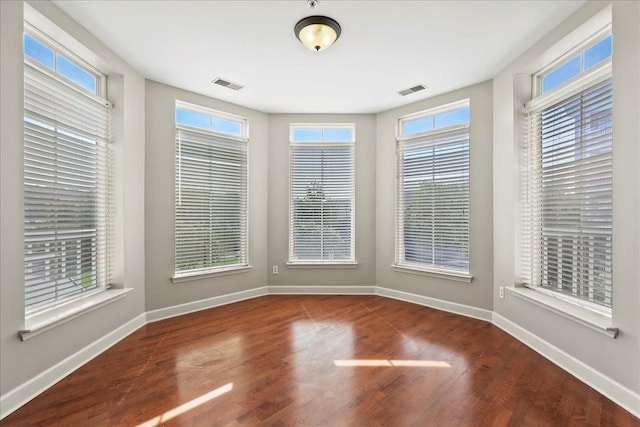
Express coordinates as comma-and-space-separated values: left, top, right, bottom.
3, 295, 638, 426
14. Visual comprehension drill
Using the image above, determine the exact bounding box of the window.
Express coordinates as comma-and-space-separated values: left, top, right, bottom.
174, 102, 248, 277
395, 101, 470, 276
23, 28, 113, 313
289, 124, 355, 263
540, 34, 612, 94
522, 29, 612, 313
24, 31, 102, 95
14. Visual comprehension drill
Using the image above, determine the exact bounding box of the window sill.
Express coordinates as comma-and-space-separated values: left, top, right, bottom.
508, 286, 618, 338
20, 288, 132, 341
286, 261, 358, 269
392, 264, 473, 283
171, 265, 253, 284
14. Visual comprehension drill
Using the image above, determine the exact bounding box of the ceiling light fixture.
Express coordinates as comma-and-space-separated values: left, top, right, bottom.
294, 1, 341, 52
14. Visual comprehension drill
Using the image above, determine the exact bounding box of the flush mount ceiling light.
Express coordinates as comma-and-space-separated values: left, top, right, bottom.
294, 16, 341, 52
294, 1, 341, 52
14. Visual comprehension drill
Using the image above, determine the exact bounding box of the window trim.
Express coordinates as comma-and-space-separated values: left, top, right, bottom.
509, 286, 617, 338
285, 261, 358, 269
172, 265, 253, 284
391, 264, 472, 283
288, 123, 356, 264
20, 289, 132, 341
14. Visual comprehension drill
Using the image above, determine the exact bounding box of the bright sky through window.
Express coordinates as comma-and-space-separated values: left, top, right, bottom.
292, 128, 353, 143
24, 33, 97, 94
176, 107, 243, 138
584, 36, 612, 69
56, 55, 96, 93
402, 106, 470, 137
24, 33, 54, 69
541, 34, 612, 94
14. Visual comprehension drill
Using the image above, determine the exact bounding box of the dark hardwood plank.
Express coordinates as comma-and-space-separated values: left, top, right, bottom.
2, 296, 638, 426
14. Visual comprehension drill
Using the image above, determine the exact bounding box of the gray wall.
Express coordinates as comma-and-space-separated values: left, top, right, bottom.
267, 114, 376, 288
145, 80, 269, 310
0, 1, 146, 395
376, 81, 494, 310
493, 1, 640, 393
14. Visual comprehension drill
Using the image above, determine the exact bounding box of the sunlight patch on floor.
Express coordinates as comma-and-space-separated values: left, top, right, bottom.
136, 382, 233, 427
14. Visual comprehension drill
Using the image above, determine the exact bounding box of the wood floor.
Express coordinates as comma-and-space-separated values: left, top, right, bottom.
3, 295, 638, 426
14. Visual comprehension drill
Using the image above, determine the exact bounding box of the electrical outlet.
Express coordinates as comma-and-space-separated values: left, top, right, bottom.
272, 265, 278, 275
499, 286, 505, 299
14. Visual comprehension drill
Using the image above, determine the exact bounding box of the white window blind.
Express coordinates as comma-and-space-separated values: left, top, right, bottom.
174, 105, 248, 276
24, 61, 113, 313
396, 102, 470, 274
289, 125, 355, 263
522, 63, 613, 311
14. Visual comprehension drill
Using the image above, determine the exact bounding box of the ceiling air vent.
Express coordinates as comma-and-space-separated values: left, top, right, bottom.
398, 84, 427, 96
212, 77, 244, 91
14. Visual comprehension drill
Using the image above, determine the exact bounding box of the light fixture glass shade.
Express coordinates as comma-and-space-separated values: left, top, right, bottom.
295, 16, 341, 52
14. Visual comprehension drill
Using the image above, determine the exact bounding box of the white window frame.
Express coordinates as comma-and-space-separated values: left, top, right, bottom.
520, 28, 613, 319
394, 100, 472, 282
172, 101, 250, 282
287, 123, 356, 266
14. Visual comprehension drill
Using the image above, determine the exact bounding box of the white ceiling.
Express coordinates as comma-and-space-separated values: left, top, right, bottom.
54, 0, 585, 114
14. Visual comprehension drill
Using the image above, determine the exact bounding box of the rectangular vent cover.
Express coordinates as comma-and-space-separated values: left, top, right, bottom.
398, 84, 427, 96
212, 77, 244, 91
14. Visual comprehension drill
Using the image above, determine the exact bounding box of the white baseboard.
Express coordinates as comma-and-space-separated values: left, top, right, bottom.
375, 286, 493, 322
146, 286, 269, 323
492, 313, 640, 418
0, 313, 146, 420
268, 285, 375, 295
